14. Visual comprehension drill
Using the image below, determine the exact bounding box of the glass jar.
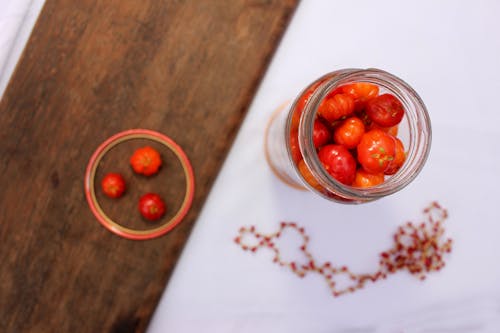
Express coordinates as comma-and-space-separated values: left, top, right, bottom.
264, 68, 431, 204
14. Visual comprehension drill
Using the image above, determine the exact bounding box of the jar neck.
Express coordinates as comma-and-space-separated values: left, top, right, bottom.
298, 68, 432, 202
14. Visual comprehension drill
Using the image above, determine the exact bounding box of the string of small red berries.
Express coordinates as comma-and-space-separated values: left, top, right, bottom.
234, 202, 452, 297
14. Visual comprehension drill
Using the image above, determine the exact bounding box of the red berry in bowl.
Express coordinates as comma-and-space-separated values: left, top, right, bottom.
101, 173, 126, 198
138, 193, 166, 221
130, 146, 162, 176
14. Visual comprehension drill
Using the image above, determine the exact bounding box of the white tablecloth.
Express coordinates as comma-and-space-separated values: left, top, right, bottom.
0, 0, 44, 97
2, 1, 500, 332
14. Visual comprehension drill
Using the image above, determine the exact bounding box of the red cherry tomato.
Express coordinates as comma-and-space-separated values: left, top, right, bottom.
138, 193, 166, 221
312, 119, 331, 148
130, 146, 162, 176
366, 93, 405, 127
317, 144, 356, 185
385, 137, 406, 175
289, 130, 302, 163
369, 122, 399, 137
318, 93, 355, 123
341, 82, 379, 111
352, 169, 385, 188
357, 129, 396, 173
101, 173, 126, 198
333, 116, 365, 149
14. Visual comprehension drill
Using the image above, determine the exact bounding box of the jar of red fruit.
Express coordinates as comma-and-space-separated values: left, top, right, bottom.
264, 68, 431, 203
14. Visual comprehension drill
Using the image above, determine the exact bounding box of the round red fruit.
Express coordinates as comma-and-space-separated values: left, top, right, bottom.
341, 82, 379, 111
318, 93, 355, 122
317, 144, 356, 185
312, 119, 331, 148
130, 146, 162, 176
357, 129, 396, 174
366, 93, 405, 127
101, 173, 126, 198
385, 137, 406, 175
352, 169, 385, 188
333, 116, 365, 149
138, 193, 166, 221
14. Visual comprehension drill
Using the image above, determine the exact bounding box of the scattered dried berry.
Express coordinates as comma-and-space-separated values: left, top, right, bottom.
235, 202, 452, 297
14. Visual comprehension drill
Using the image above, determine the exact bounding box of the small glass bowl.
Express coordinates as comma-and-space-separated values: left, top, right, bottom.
84, 129, 195, 240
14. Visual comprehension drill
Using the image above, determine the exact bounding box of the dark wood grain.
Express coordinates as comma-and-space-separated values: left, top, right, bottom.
0, 0, 298, 331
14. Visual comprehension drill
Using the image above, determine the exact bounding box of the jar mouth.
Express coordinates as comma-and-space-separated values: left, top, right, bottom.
298, 68, 432, 202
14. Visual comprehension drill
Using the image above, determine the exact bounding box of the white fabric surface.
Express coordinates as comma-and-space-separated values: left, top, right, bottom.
0, 0, 44, 98
148, 1, 500, 332
1, 1, 500, 332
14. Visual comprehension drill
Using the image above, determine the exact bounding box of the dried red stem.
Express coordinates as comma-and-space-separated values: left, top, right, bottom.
235, 202, 452, 297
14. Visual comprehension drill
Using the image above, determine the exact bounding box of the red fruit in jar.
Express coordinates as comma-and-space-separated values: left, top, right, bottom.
313, 119, 331, 148
357, 129, 396, 174
385, 137, 406, 175
369, 122, 399, 137
290, 108, 301, 131
387, 125, 399, 137
352, 169, 385, 188
341, 82, 379, 110
298, 159, 322, 191
366, 93, 405, 127
317, 144, 357, 185
101, 173, 126, 198
355, 109, 373, 128
333, 116, 365, 149
318, 93, 355, 122
130, 146, 162, 176
138, 193, 166, 221
289, 130, 302, 163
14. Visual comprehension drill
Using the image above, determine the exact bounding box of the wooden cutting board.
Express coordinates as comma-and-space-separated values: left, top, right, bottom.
0, 0, 298, 332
